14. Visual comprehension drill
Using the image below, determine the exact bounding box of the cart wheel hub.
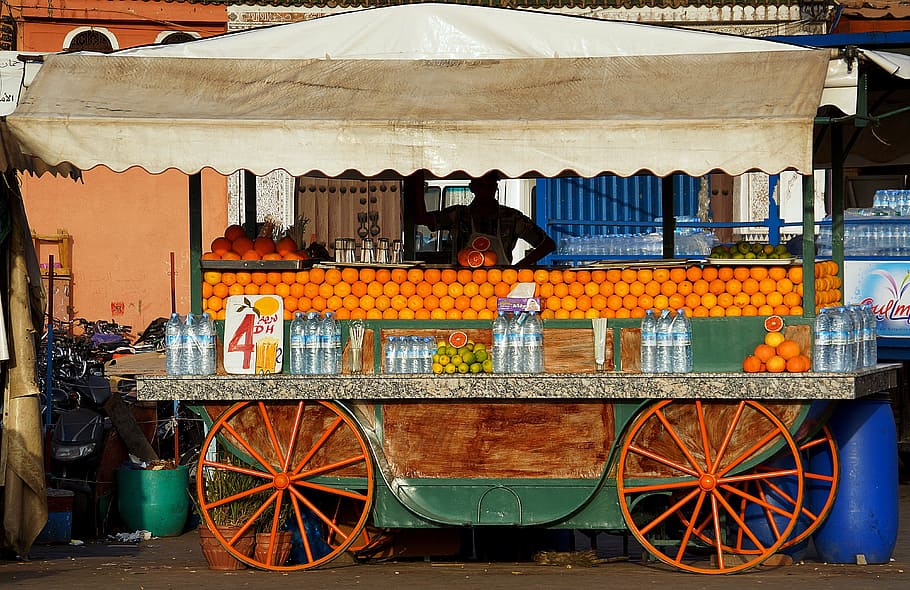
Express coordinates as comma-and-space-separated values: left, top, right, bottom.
698, 474, 717, 491
274, 473, 290, 489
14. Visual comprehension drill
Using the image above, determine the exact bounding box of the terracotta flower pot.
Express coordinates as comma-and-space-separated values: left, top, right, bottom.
253, 531, 294, 567
197, 525, 255, 571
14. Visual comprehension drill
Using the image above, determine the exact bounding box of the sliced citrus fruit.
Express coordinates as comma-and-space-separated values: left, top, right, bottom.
466, 249, 485, 268
764, 314, 784, 332
471, 236, 492, 251
448, 331, 468, 349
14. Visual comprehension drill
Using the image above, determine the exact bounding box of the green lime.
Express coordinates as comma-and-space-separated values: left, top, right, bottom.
462, 352, 476, 365
482, 359, 493, 373
470, 362, 483, 374
444, 363, 456, 374
474, 350, 488, 363
457, 363, 469, 374
451, 355, 463, 366
446, 346, 457, 357
472, 343, 486, 353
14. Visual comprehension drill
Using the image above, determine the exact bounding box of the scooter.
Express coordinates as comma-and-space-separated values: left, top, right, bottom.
48, 374, 114, 536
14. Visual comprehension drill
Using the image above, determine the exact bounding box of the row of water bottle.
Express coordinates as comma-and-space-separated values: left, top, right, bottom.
491, 310, 544, 373
288, 311, 342, 375
165, 312, 216, 376
640, 309, 693, 373
812, 304, 877, 372
873, 189, 910, 216
557, 231, 716, 258
384, 336, 436, 374
816, 213, 910, 257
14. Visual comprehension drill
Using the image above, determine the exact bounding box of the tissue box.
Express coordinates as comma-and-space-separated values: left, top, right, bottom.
497, 282, 541, 313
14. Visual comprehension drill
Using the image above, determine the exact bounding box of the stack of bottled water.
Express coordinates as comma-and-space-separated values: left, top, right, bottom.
383, 335, 435, 374
557, 216, 717, 259
812, 304, 877, 372
490, 310, 544, 373
816, 208, 910, 257
874, 189, 910, 215
165, 312, 217, 376
288, 311, 342, 374
642, 309, 692, 373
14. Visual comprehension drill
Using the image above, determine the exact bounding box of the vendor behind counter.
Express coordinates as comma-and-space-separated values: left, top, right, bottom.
414, 172, 556, 267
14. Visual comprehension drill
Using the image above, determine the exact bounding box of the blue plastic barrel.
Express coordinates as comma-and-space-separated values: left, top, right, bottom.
812, 398, 898, 564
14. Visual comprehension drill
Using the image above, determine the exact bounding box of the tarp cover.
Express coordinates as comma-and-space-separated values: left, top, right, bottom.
6, 3, 832, 178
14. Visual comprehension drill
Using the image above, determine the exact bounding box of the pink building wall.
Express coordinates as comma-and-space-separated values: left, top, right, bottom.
14, 1, 229, 334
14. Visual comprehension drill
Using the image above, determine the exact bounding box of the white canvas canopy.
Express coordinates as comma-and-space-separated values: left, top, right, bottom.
6, 3, 833, 178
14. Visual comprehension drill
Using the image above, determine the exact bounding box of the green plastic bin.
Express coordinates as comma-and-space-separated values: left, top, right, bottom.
117, 465, 189, 537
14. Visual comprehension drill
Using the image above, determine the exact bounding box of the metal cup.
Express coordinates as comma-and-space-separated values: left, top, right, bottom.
360, 238, 375, 263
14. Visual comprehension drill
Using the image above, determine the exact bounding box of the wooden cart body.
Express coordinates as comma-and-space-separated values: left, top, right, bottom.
138, 348, 898, 573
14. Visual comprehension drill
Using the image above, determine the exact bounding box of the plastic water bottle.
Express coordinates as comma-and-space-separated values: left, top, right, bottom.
198, 313, 216, 376
492, 311, 509, 374
320, 312, 340, 374
670, 310, 692, 373
508, 313, 525, 373
813, 307, 833, 371
420, 337, 434, 373
640, 309, 658, 373
404, 336, 419, 373
522, 311, 544, 374
289, 312, 306, 374
394, 337, 408, 374
656, 309, 673, 372
862, 303, 877, 367
847, 305, 865, 370
829, 306, 854, 372
165, 312, 184, 375
331, 314, 342, 373
384, 336, 397, 374
304, 312, 321, 374
183, 313, 201, 375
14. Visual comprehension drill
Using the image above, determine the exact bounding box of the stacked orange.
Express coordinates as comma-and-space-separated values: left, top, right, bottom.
812, 260, 842, 312
201, 225, 309, 262
742, 327, 811, 373
200, 262, 840, 322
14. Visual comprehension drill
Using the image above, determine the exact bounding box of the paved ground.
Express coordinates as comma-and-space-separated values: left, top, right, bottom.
2, 483, 908, 590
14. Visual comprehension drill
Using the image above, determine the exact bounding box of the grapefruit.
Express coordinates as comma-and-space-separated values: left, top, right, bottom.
764, 315, 784, 332
448, 331, 468, 349
466, 250, 485, 268
471, 236, 492, 251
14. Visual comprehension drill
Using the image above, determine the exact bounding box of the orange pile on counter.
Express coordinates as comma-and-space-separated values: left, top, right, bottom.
201, 262, 841, 321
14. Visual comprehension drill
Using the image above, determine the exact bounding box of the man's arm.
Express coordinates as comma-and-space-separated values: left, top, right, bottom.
514, 235, 556, 267
512, 213, 556, 267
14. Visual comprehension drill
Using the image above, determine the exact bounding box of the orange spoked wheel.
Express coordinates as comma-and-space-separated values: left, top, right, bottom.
196, 401, 375, 571
748, 424, 839, 551
616, 400, 804, 574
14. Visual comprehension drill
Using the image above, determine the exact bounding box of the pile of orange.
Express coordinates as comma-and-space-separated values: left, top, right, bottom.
201, 261, 840, 322
202, 225, 309, 262
742, 328, 811, 373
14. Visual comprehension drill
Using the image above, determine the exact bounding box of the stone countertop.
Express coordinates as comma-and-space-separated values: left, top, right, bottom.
136, 364, 900, 401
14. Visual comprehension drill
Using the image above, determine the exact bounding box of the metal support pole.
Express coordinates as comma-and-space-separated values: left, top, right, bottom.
831, 123, 845, 271
802, 175, 816, 319
189, 173, 203, 315
243, 170, 257, 237
661, 176, 676, 259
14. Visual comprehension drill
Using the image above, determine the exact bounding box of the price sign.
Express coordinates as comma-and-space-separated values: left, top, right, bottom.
223, 294, 284, 374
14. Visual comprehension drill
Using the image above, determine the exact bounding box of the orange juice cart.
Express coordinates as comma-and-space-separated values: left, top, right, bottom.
5, 4, 900, 574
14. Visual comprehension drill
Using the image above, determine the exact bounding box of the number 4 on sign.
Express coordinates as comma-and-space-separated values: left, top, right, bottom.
228, 313, 256, 370
223, 294, 285, 374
